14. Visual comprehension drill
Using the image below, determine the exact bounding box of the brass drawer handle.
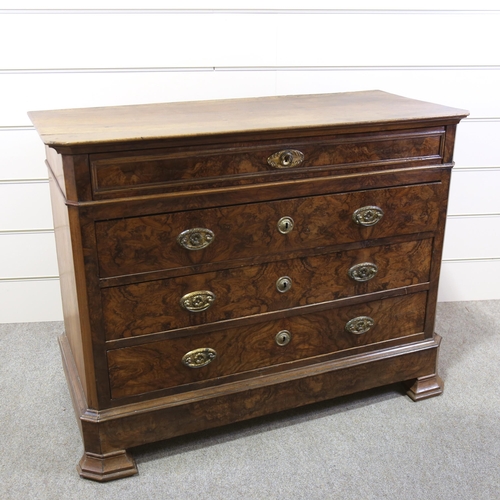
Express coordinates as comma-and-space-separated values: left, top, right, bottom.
345, 316, 375, 335
177, 228, 215, 251
276, 276, 292, 293
348, 262, 378, 282
182, 347, 217, 368
352, 206, 384, 227
180, 291, 216, 312
277, 216, 294, 234
267, 149, 304, 168
275, 330, 292, 346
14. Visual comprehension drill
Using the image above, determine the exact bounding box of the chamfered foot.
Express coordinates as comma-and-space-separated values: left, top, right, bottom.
405, 374, 444, 402
77, 450, 138, 482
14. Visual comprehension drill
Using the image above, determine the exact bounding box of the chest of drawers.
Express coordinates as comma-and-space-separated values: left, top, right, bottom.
29, 91, 468, 481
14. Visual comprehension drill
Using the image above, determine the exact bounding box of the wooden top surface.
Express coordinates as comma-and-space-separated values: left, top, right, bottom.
28, 91, 469, 149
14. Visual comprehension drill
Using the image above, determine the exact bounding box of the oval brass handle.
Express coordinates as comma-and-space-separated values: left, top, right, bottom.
177, 228, 214, 251
182, 348, 217, 368
276, 276, 292, 293
275, 330, 292, 346
348, 262, 378, 282
180, 291, 216, 312
277, 216, 294, 234
345, 316, 375, 335
352, 206, 384, 227
267, 149, 304, 168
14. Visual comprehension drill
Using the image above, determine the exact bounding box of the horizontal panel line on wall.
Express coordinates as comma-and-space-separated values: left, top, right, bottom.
442, 257, 500, 263
4, 65, 500, 75
0, 229, 53, 235
3, 9, 500, 15
0, 126, 35, 131
0, 276, 58, 282
454, 166, 500, 171
0, 178, 48, 184
464, 118, 500, 122
447, 213, 500, 219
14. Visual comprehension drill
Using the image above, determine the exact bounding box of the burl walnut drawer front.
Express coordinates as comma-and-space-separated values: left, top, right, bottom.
101, 238, 432, 340
90, 128, 443, 199
96, 182, 441, 278
107, 292, 427, 399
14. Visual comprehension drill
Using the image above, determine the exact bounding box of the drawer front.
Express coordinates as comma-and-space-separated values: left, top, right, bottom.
96, 183, 442, 278
90, 128, 443, 198
102, 238, 432, 340
107, 292, 427, 399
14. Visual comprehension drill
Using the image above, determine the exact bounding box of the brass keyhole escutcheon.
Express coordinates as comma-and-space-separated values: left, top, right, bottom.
275, 330, 291, 346
267, 149, 304, 169
276, 276, 292, 293
277, 216, 294, 234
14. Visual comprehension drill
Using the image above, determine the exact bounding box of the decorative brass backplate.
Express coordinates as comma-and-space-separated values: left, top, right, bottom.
276, 276, 292, 293
267, 149, 304, 168
182, 348, 217, 368
177, 228, 215, 251
275, 330, 292, 346
345, 316, 375, 335
348, 262, 378, 282
277, 216, 294, 234
180, 291, 216, 312
352, 206, 384, 226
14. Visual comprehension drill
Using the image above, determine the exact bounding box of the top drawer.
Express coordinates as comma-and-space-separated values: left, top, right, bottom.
90, 128, 444, 199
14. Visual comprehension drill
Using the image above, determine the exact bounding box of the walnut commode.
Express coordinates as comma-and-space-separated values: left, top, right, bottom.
29, 91, 468, 481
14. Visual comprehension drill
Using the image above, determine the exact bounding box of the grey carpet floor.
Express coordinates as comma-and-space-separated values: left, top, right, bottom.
1, 300, 499, 500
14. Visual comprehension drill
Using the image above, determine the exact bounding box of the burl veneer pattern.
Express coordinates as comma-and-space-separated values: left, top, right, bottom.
28, 91, 468, 481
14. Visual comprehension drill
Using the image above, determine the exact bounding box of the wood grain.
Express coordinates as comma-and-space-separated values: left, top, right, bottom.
90, 128, 443, 199
101, 238, 432, 340
107, 292, 427, 399
28, 91, 468, 153
29, 91, 466, 480
96, 183, 442, 278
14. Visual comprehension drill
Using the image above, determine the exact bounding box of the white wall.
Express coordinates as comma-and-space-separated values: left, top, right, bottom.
1, 1, 499, 322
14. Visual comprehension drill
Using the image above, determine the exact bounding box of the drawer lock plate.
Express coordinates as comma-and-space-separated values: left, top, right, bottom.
267, 149, 304, 168
275, 330, 292, 346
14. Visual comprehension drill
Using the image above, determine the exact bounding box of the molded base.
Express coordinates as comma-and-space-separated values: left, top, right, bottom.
405, 374, 444, 401
77, 450, 138, 482
59, 332, 444, 481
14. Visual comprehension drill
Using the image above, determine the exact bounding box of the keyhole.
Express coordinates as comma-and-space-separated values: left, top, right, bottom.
277, 216, 294, 234
275, 330, 291, 346
276, 276, 292, 293
281, 151, 293, 166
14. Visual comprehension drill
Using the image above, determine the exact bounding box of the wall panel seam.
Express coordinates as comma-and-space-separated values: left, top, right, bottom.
2, 9, 500, 15
0, 276, 59, 282
0, 229, 54, 235
3, 65, 500, 75
447, 213, 500, 219
0, 179, 48, 184
443, 257, 500, 263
